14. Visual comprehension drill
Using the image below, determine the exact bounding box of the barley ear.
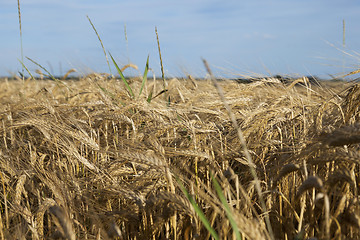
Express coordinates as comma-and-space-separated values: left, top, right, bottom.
295, 176, 324, 200
273, 163, 301, 188
49, 205, 76, 240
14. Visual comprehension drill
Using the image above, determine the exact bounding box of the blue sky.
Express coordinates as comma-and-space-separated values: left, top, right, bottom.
1, 0, 359, 79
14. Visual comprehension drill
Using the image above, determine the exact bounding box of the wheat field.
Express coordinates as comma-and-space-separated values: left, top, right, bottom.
0, 74, 359, 240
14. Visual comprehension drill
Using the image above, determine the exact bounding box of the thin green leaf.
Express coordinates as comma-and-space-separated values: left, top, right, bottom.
17, 59, 35, 80
87, 15, 112, 75
25, 57, 71, 92
211, 173, 242, 240
146, 90, 153, 103
97, 83, 124, 106
26, 57, 58, 82
155, 27, 165, 89
109, 52, 135, 98
139, 55, 149, 97
176, 177, 220, 240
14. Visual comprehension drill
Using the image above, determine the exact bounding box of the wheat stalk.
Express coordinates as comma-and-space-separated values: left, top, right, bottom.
155, 27, 166, 89
202, 59, 275, 240
17, 0, 24, 79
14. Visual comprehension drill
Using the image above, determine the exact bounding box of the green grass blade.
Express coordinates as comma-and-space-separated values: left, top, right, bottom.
26, 57, 58, 82
87, 15, 112, 75
25, 57, 72, 91
96, 83, 125, 106
146, 90, 153, 103
109, 52, 135, 98
155, 27, 165, 89
176, 177, 219, 240
25, 57, 73, 96
139, 55, 149, 97
17, 59, 35, 80
211, 173, 242, 240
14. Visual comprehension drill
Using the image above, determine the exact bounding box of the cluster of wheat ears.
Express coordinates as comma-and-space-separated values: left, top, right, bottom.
5, 1, 360, 239
1, 72, 360, 240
